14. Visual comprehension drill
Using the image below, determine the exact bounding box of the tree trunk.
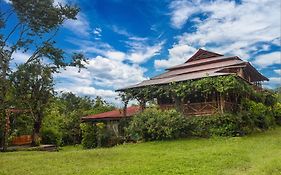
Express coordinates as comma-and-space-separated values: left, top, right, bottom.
123, 100, 128, 117
0, 52, 9, 151
31, 112, 43, 146
139, 98, 146, 111
2, 110, 10, 151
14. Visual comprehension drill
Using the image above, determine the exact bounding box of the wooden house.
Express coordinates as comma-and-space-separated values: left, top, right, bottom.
117, 49, 268, 116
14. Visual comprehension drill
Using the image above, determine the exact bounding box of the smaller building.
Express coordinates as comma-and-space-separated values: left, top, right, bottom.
81, 106, 140, 138
82, 106, 140, 122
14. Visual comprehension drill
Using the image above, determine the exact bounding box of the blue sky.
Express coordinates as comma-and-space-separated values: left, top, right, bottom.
2, 0, 281, 105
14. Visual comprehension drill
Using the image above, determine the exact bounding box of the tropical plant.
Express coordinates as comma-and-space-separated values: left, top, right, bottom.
127, 108, 187, 141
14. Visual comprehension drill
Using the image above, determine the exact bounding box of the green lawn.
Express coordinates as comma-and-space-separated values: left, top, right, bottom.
1, 128, 281, 175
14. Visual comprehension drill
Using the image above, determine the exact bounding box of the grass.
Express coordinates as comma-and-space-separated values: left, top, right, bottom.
1, 127, 281, 175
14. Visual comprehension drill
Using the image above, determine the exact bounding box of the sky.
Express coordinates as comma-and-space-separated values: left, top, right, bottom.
1, 0, 281, 106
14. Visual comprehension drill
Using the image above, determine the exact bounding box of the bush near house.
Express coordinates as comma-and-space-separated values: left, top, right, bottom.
80, 95, 280, 148
80, 123, 97, 149
126, 99, 278, 141
126, 108, 187, 141
41, 127, 62, 146
273, 102, 281, 125
80, 122, 121, 149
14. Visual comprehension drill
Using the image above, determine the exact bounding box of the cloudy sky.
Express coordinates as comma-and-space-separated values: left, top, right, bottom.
2, 0, 281, 106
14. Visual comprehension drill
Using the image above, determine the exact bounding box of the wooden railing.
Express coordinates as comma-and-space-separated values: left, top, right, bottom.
252, 85, 263, 92
11, 135, 32, 145
160, 101, 236, 116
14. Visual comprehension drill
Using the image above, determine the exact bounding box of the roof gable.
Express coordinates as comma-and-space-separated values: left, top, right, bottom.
185, 49, 223, 63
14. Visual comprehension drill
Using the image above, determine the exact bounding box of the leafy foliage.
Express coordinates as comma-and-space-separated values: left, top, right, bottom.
0, 0, 86, 150
42, 93, 115, 145
120, 75, 252, 105
127, 108, 187, 141
187, 113, 254, 137
80, 123, 97, 149
10, 61, 54, 145
80, 122, 120, 149
41, 127, 62, 146
241, 99, 275, 129
273, 103, 281, 125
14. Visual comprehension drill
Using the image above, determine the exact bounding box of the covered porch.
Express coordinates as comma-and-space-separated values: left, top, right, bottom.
160, 101, 236, 116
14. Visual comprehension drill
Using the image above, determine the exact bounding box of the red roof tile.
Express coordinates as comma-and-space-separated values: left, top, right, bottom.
82, 106, 140, 121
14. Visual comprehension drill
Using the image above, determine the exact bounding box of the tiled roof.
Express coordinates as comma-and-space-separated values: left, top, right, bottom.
82, 106, 140, 121
152, 58, 245, 80
117, 49, 268, 91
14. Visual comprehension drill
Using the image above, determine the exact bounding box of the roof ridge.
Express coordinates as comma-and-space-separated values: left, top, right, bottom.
167, 56, 240, 70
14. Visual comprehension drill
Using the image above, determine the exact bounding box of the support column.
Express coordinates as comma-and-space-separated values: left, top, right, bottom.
139, 98, 146, 111
2, 110, 10, 152
219, 93, 225, 114
123, 100, 128, 117
174, 95, 183, 113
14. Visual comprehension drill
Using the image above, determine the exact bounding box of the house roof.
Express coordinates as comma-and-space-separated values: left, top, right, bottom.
185, 48, 223, 63
117, 49, 268, 91
82, 106, 140, 122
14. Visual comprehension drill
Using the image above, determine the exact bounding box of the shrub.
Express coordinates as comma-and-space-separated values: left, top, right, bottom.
127, 108, 187, 141
273, 103, 281, 125
80, 123, 97, 149
81, 122, 121, 149
41, 127, 62, 146
187, 113, 249, 137
241, 99, 275, 129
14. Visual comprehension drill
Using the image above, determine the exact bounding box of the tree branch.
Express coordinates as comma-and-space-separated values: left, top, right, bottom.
25, 28, 59, 65
2, 22, 21, 49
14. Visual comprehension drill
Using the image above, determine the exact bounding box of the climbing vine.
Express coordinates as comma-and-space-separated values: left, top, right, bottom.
119, 75, 254, 105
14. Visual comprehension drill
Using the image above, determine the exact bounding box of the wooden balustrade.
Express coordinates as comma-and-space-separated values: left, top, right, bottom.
11, 135, 32, 145
160, 101, 236, 116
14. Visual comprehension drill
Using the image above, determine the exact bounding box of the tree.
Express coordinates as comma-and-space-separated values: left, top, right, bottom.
10, 61, 53, 145
0, 0, 87, 149
42, 93, 115, 145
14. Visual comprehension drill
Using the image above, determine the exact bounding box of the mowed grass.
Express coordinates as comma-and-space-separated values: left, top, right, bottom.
1, 128, 281, 175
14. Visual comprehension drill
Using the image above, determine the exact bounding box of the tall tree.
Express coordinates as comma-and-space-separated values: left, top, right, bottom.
0, 0, 87, 149
11, 61, 53, 145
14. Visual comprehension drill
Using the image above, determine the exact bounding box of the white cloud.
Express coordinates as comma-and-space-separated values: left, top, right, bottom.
86, 56, 147, 88
63, 13, 91, 36
253, 52, 281, 68
161, 0, 281, 68
57, 86, 117, 98
106, 51, 126, 61
53, 0, 66, 5
264, 77, 281, 89
68, 38, 164, 64
127, 41, 164, 64
55, 66, 92, 86
155, 44, 196, 69
274, 69, 281, 76
93, 27, 102, 38
54, 56, 148, 105
111, 25, 131, 37
3, 0, 10, 3
11, 51, 31, 65
169, 0, 198, 29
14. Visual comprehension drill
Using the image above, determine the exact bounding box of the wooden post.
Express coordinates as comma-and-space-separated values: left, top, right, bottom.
123, 100, 128, 117
139, 98, 146, 111
219, 93, 225, 113
174, 96, 183, 113
2, 110, 10, 151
